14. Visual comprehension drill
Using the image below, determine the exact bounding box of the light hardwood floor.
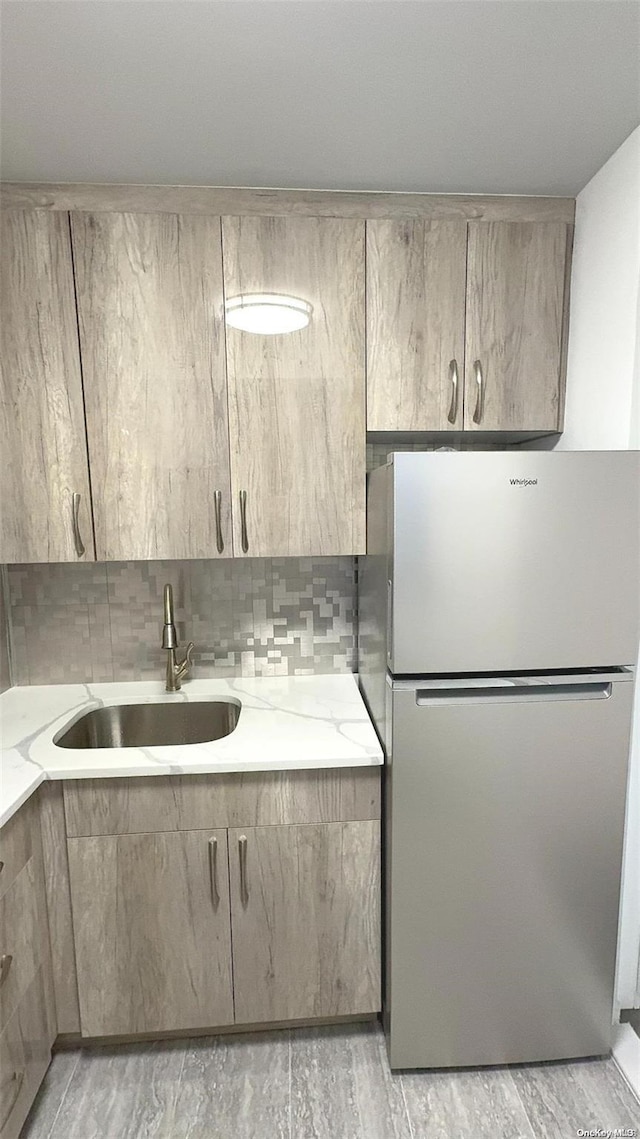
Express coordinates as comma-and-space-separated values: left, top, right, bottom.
22, 1023, 639, 1139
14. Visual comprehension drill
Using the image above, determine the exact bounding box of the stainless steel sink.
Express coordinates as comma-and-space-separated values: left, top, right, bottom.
54, 700, 241, 749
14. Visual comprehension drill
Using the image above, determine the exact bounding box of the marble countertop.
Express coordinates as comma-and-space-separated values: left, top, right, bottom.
0, 674, 383, 828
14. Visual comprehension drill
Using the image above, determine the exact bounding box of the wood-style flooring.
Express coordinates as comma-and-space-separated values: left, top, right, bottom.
23, 1023, 639, 1139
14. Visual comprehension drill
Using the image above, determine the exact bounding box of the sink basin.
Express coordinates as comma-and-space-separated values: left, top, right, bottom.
54, 700, 241, 749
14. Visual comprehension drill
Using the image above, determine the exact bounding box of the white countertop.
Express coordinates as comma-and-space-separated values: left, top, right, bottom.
0, 674, 383, 828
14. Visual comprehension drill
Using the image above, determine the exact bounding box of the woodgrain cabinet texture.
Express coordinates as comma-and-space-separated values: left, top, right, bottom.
366, 218, 571, 434
67, 829, 234, 1037
222, 215, 366, 556
0, 967, 54, 1139
71, 212, 233, 561
367, 219, 468, 431
0, 210, 94, 564
63, 769, 381, 1038
0, 794, 56, 1138
464, 221, 571, 432
63, 767, 381, 837
1, 194, 573, 564
38, 782, 81, 1034
229, 821, 380, 1024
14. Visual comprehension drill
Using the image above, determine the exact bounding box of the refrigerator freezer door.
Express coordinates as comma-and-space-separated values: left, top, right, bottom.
391, 451, 640, 674
386, 675, 634, 1069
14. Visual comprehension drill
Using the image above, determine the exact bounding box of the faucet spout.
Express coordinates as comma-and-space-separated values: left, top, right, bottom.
163, 583, 173, 625
162, 584, 178, 650
161, 583, 193, 691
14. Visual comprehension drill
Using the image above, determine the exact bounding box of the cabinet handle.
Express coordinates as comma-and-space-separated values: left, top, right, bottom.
71, 491, 86, 558
239, 491, 249, 554
208, 837, 220, 909
447, 359, 459, 424
0, 954, 12, 987
0, 861, 4, 874
0, 1069, 25, 1131
238, 835, 249, 906
213, 490, 224, 555
472, 359, 485, 425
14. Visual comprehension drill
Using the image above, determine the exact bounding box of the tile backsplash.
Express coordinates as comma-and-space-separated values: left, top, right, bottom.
6, 557, 356, 686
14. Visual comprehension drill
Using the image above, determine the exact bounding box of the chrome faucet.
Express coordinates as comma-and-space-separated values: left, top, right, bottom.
161, 583, 194, 692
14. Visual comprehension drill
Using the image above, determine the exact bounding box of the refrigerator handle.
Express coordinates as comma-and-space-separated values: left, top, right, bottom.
387, 580, 393, 664
415, 682, 612, 705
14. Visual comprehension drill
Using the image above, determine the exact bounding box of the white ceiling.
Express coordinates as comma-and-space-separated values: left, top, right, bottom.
1, 0, 639, 195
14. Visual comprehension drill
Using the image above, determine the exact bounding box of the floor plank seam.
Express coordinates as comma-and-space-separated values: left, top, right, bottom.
173, 1039, 189, 1136
505, 1068, 539, 1139
287, 1029, 293, 1139
397, 1075, 416, 1139
43, 1050, 81, 1139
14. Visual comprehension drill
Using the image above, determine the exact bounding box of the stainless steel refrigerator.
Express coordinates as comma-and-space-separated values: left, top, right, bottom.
359, 451, 639, 1069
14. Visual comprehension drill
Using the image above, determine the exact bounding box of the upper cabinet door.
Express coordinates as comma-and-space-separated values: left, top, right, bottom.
0, 211, 94, 564
366, 220, 467, 431
71, 212, 232, 561
464, 221, 569, 432
222, 216, 365, 557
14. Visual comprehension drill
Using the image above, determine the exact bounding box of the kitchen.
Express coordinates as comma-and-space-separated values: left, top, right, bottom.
1, 3, 639, 1137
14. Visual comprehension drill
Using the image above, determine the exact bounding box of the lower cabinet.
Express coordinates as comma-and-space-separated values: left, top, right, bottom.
0, 967, 53, 1139
229, 822, 381, 1024
66, 829, 234, 1037
0, 794, 56, 1139
63, 770, 381, 1038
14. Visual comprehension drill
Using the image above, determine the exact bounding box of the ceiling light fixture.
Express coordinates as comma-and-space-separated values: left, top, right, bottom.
224, 293, 312, 335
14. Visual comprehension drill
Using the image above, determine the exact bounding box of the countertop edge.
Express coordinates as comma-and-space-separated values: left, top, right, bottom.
0, 770, 46, 830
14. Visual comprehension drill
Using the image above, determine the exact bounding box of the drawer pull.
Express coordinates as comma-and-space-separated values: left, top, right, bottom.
208, 837, 220, 909
0, 954, 12, 987
238, 835, 249, 907
0, 861, 4, 874
0, 1069, 25, 1131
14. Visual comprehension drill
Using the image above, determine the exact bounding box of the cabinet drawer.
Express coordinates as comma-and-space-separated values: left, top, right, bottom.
0, 966, 53, 1139
64, 768, 381, 837
0, 799, 35, 901
0, 859, 41, 1033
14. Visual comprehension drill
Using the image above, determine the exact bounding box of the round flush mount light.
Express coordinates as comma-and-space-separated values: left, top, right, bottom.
224, 293, 312, 335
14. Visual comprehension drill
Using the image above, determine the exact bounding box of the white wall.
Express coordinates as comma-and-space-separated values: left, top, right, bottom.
557, 126, 640, 453
550, 126, 640, 1010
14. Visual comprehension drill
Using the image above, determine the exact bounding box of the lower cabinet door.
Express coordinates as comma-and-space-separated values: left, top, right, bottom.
229, 821, 381, 1024
67, 830, 234, 1037
0, 966, 53, 1139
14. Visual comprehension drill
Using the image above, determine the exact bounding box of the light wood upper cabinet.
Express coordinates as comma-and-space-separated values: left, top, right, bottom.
67, 829, 234, 1037
367, 220, 467, 431
71, 212, 232, 560
222, 215, 366, 556
464, 221, 570, 431
228, 821, 381, 1024
0, 211, 94, 564
367, 218, 570, 434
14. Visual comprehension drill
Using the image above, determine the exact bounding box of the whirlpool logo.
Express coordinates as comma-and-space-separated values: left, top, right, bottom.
509, 478, 538, 486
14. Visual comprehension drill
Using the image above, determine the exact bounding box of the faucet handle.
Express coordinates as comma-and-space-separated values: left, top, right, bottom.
177, 642, 195, 679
